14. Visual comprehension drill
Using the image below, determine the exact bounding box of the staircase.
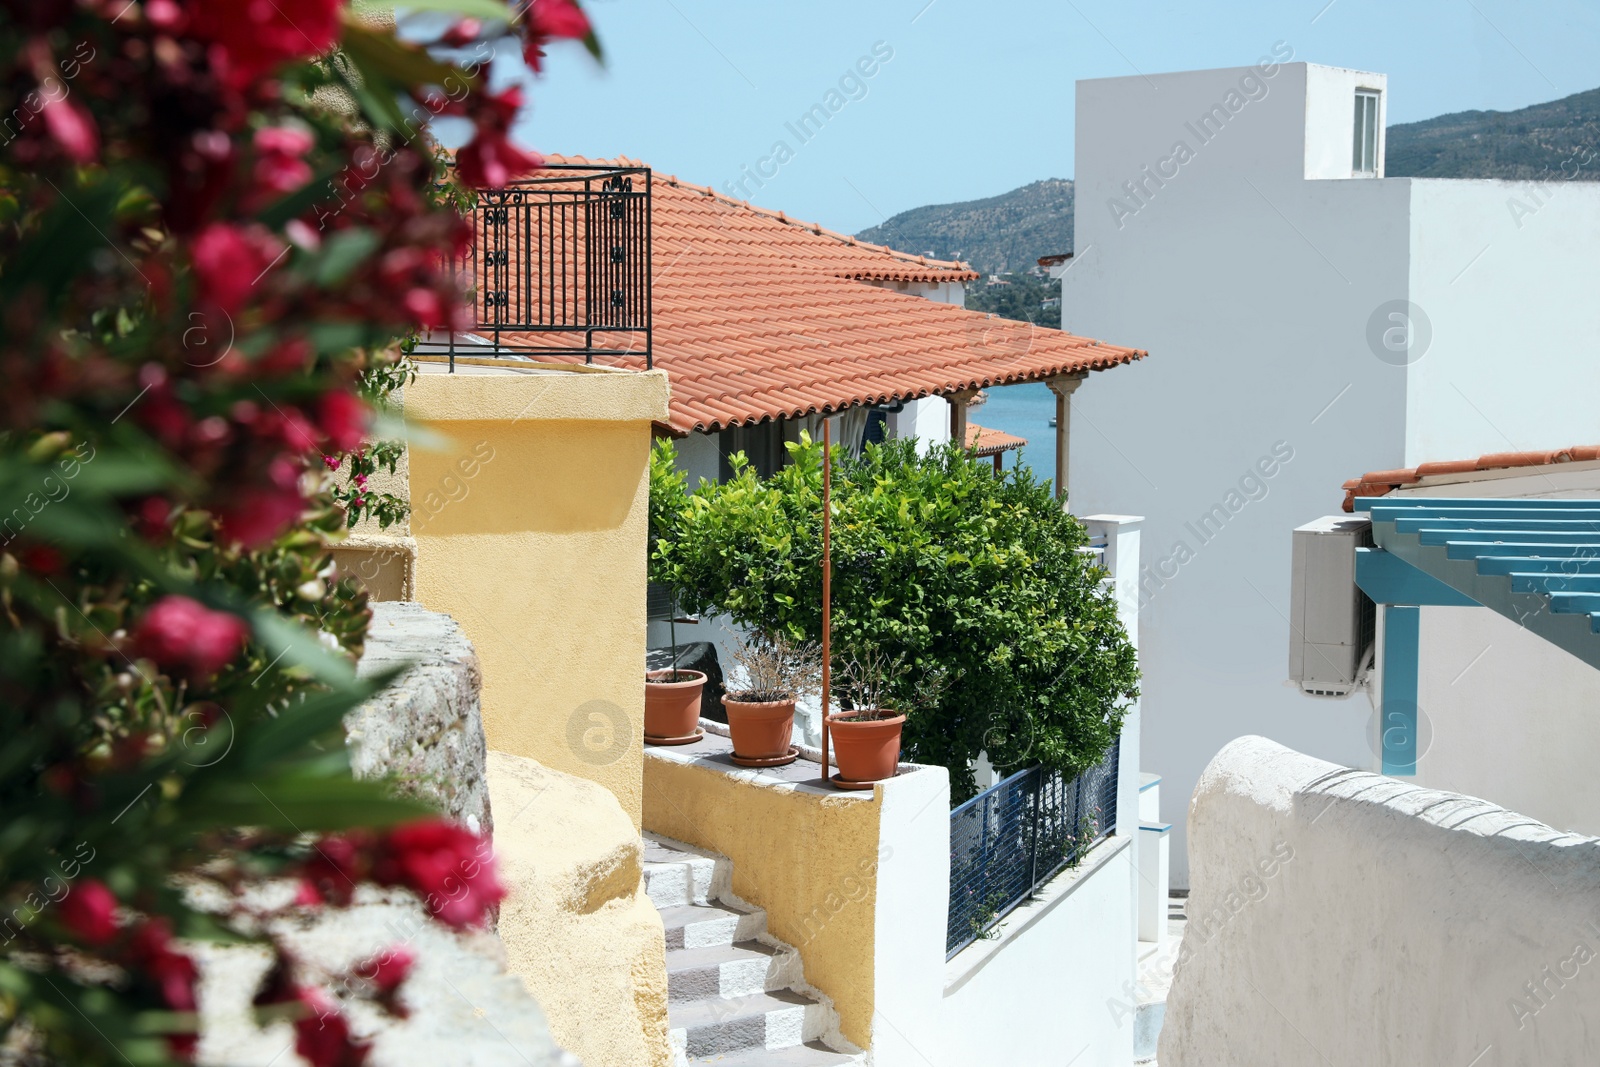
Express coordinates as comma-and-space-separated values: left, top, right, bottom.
642, 834, 864, 1066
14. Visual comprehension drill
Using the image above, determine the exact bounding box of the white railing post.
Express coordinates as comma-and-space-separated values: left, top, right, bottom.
1080, 515, 1143, 841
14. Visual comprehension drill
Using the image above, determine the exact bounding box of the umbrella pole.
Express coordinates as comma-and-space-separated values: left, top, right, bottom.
820, 417, 832, 779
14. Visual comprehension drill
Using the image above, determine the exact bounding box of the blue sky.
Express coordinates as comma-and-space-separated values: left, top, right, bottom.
507, 0, 1599, 235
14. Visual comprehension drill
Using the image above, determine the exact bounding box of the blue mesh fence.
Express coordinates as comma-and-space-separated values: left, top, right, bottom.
946, 738, 1119, 958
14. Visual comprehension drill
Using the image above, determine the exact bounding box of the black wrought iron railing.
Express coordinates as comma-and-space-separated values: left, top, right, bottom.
417, 163, 652, 369
946, 738, 1119, 958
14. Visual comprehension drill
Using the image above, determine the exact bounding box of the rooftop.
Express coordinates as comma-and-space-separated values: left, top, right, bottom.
1342, 446, 1600, 511
966, 423, 1028, 457
483, 156, 1147, 436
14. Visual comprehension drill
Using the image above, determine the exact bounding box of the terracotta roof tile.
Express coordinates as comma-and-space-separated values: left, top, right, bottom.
966, 423, 1027, 457
1342, 445, 1600, 512
483, 156, 1147, 436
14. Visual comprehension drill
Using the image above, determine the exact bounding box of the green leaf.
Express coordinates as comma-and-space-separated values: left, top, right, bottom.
311, 228, 383, 286
362, 0, 516, 19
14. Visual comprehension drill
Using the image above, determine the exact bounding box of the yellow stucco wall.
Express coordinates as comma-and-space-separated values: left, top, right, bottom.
489, 750, 670, 1067
406, 366, 669, 827
643, 752, 885, 1049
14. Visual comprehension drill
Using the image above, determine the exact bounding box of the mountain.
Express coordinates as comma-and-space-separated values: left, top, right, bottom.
1385, 86, 1600, 180
854, 86, 1600, 283
855, 179, 1074, 278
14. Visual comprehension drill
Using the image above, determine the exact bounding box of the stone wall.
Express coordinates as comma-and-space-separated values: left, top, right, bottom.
348, 601, 491, 836
1161, 736, 1600, 1066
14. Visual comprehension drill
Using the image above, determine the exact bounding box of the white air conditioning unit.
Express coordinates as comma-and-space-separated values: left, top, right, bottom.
1288, 516, 1376, 697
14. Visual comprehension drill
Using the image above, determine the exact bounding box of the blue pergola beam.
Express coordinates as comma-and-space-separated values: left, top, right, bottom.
1548, 593, 1600, 615
1360, 496, 1600, 512
1423, 530, 1600, 547
1356, 548, 1478, 607
1477, 557, 1600, 576
1509, 573, 1600, 594
1398, 517, 1600, 534
1380, 605, 1421, 776
1366, 500, 1600, 673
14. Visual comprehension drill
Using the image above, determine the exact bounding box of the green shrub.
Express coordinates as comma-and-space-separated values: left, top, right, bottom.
652, 435, 1139, 801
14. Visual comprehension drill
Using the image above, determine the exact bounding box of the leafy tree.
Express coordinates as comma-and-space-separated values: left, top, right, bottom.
652, 436, 1138, 801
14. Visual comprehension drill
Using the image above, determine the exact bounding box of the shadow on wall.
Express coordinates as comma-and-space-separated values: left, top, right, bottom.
411, 421, 645, 536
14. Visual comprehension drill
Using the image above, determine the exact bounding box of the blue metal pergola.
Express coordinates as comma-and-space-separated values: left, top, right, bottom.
1352, 495, 1600, 775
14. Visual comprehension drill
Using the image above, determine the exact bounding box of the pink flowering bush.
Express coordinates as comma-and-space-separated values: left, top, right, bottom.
0, 1, 593, 1063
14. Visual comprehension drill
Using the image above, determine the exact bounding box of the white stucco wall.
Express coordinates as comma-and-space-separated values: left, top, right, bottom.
1064, 61, 1410, 884
1162, 735, 1600, 1066
940, 838, 1137, 1067
1414, 605, 1600, 839
870, 765, 952, 1067
1404, 177, 1600, 461
887, 395, 950, 453
1064, 60, 1600, 885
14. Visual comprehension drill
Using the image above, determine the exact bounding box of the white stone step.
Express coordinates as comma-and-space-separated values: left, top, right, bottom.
684, 1040, 865, 1066
644, 834, 732, 908
659, 902, 767, 950
671, 990, 828, 1060
667, 940, 803, 1002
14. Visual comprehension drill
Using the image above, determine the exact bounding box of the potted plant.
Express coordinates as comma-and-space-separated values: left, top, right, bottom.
645, 447, 706, 744
722, 630, 821, 766
830, 646, 947, 785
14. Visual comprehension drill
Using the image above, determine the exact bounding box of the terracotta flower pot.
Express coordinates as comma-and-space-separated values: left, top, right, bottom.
722, 695, 796, 761
644, 669, 706, 742
828, 712, 906, 783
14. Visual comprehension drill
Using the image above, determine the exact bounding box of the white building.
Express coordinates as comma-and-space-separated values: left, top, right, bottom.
1059, 58, 1600, 884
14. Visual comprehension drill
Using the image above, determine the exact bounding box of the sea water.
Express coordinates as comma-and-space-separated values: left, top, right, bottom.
969, 381, 1056, 479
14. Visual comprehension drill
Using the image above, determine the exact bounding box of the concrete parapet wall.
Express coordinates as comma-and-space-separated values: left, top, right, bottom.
1161, 735, 1600, 1066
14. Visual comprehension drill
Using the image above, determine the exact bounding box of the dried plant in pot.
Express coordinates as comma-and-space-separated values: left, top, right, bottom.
831, 647, 948, 784
645, 590, 707, 743
722, 630, 822, 764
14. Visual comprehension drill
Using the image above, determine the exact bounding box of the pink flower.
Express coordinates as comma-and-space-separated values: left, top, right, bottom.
60, 878, 119, 945
522, 0, 592, 73
253, 125, 315, 199
317, 391, 369, 453
373, 819, 505, 928
293, 987, 370, 1067
323, 455, 341, 472
442, 18, 482, 47
128, 920, 200, 1012
363, 946, 414, 994
455, 134, 543, 189
455, 86, 542, 188
41, 95, 98, 164
402, 286, 449, 328
529, 0, 592, 39
300, 832, 372, 907
191, 222, 282, 314
218, 484, 305, 549
132, 596, 249, 678
190, 0, 344, 89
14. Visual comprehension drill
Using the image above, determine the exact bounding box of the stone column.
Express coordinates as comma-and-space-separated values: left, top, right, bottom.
1045, 372, 1089, 500
946, 388, 980, 449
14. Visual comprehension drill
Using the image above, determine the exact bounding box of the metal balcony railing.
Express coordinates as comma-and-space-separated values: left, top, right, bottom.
946, 738, 1119, 958
417, 164, 652, 369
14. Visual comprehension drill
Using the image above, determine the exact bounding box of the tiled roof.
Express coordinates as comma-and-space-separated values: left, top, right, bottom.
966, 423, 1027, 457
489, 156, 1147, 436
1342, 446, 1600, 512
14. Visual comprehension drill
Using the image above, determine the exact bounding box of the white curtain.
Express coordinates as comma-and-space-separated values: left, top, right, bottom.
793, 407, 871, 458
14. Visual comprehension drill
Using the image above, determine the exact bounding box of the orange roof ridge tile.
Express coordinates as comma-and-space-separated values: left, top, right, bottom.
1341, 444, 1600, 512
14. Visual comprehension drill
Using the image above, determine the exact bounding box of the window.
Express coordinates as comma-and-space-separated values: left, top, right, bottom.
1353, 89, 1381, 175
